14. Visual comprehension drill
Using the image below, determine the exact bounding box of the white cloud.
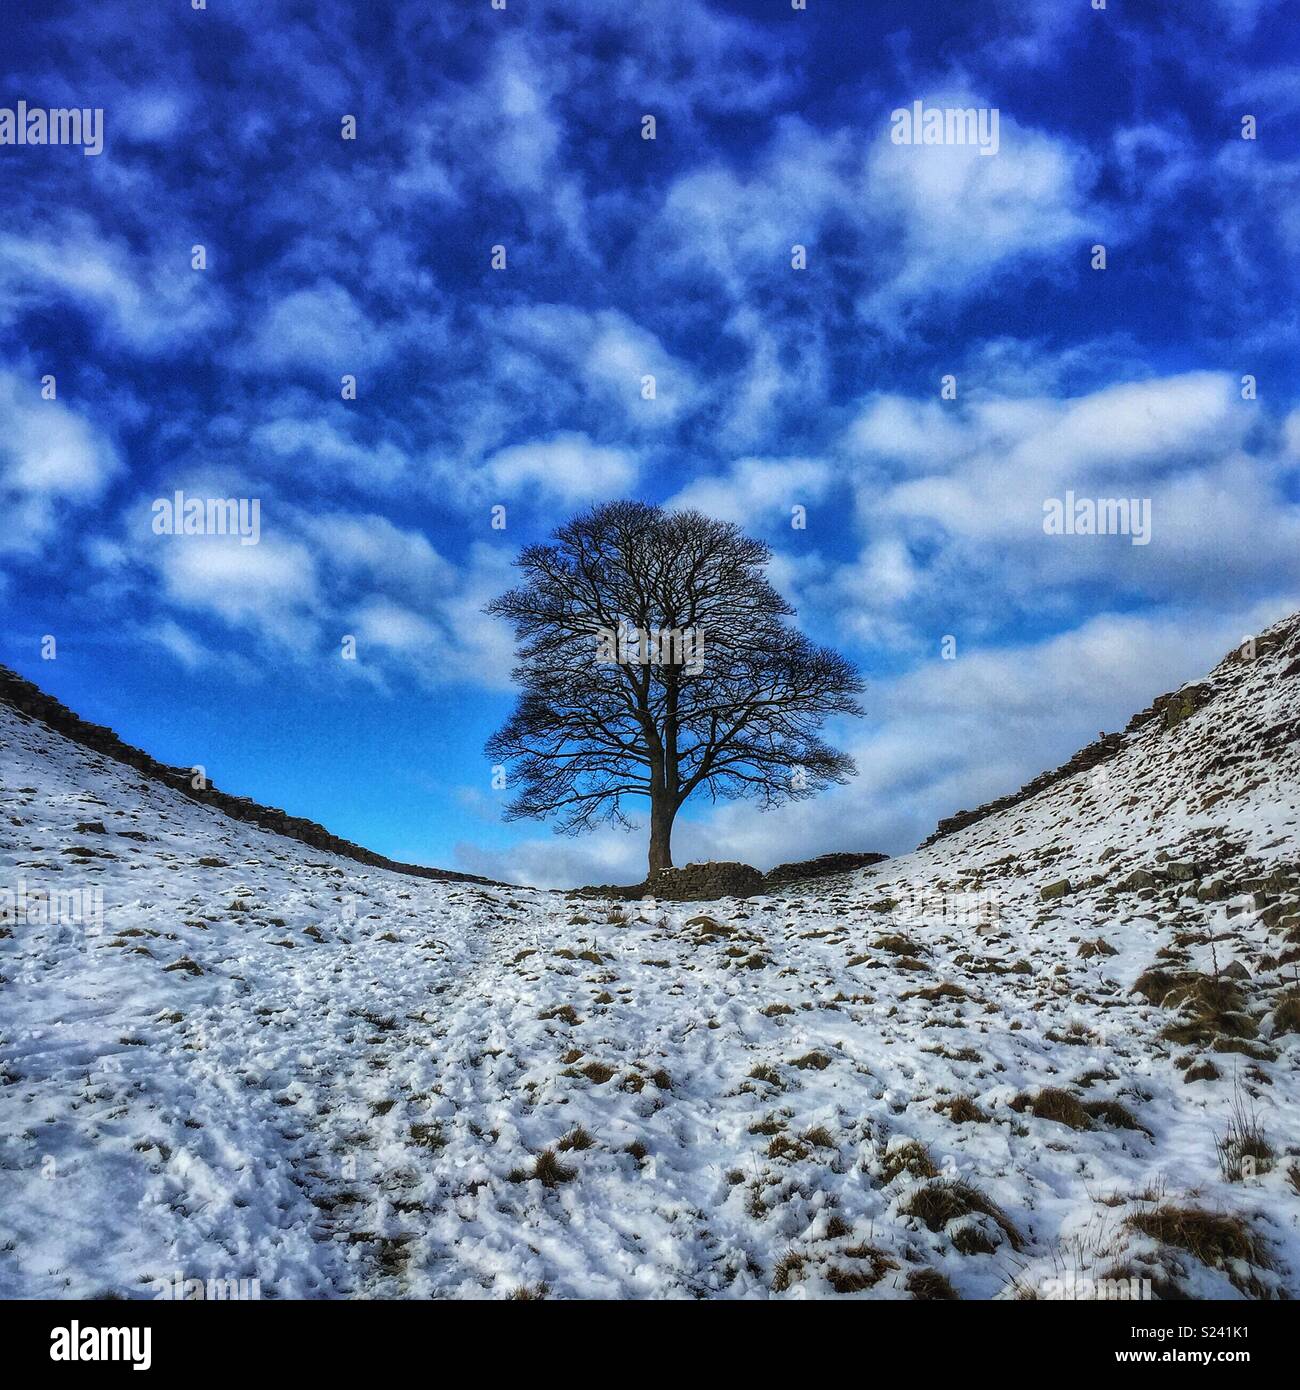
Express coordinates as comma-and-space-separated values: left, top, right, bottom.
1284, 407, 1300, 457
844, 395, 981, 469
113, 486, 517, 691
873, 373, 1246, 543
236, 281, 383, 374
350, 598, 439, 652
651, 102, 1094, 328
653, 120, 859, 298
305, 512, 452, 594
668, 456, 831, 527
253, 417, 411, 487
144, 619, 209, 670
0, 217, 224, 353
496, 305, 701, 432
0, 370, 122, 557
154, 535, 323, 651
860, 100, 1092, 323
485, 432, 639, 503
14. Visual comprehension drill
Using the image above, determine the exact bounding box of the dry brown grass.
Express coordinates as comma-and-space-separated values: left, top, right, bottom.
873, 933, 925, 956
556, 1126, 596, 1153
906, 1267, 958, 1299
1125, 1205, 1273, 1294
1271, 989, 1300, 1035
1082, 1098, 1149, 1133
880, 1138, 939, 1184
1010, 1087, 1093, 1130
951, 1224, 999, 1256
939, 1095, 990, 1125
801, 1124, 838, 1149
772, 1250, 806, 1292
1215, 1087, 1275, 1181
901, 1179, 1024, 1250
1135, 970, 1258, 1046
768, 1133, 810, 1162
902, 982, 967, 1002
408, 1122, 445, 1152
508, 1148, 577, 1188
840, 1243, 899, 1289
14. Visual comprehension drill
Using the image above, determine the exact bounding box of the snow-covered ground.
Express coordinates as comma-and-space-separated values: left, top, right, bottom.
2, 613, 1298, 1300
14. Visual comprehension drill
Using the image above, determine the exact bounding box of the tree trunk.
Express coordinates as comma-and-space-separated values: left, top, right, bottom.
648, 795, 675, 877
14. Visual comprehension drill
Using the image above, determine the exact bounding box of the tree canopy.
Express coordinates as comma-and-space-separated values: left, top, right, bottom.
486, 501, 865, 877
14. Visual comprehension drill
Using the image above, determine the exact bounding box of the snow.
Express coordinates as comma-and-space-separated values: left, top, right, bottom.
1, 614, 1298, 1299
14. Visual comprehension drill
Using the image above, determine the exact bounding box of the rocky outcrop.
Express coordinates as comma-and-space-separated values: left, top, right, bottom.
1126, 682, 1215, 734
763, 851, 889, 887
646, 861, 766, 901
0, 664, 498, 885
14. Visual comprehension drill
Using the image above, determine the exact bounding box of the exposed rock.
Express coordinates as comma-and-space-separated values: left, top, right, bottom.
645, 861, 765, 902
1164, 861, 1202, 882
1120, 868, 1167, 892
1040, 879, 1071, 901
1150, 683, 1214, 731
763, 851, 889, 887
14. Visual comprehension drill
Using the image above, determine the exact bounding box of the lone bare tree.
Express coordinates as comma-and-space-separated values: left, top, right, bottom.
485, 501, 865, 878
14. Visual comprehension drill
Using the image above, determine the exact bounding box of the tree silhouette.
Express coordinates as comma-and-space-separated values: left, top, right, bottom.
485, 501, 864, 878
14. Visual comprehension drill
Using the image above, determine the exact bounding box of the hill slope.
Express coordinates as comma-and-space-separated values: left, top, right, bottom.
0, 664, 496, 884
1, 613, 1297, 1300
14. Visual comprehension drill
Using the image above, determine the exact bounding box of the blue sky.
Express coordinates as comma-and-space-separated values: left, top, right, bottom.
2, 0, 1298, 886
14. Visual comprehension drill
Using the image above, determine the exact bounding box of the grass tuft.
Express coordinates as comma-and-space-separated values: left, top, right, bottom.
557, 1126, 596, 1153
906, 1267, 959, 1300
900, 1179, 1023, 1250
1124, 1205, 1272, 1293
880, 1138, 939, 1184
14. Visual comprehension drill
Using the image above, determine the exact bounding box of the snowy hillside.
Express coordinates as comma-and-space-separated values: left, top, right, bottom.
1, 612, 1298, 1300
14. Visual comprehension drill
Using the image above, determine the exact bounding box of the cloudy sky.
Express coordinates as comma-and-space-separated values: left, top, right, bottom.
2, 0, 1298, 887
